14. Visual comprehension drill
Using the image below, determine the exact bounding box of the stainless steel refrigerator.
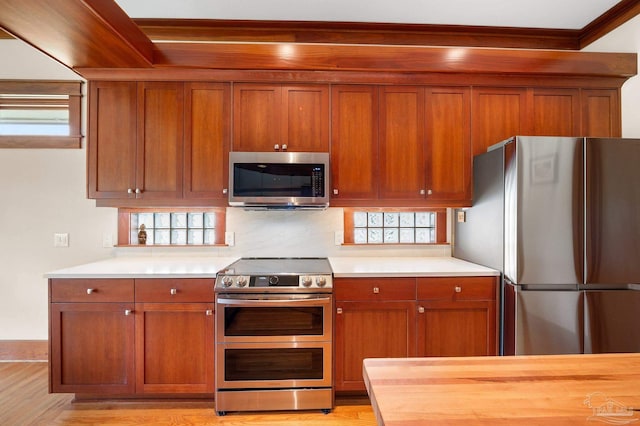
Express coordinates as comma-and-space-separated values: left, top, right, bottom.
454, 136, 640, 355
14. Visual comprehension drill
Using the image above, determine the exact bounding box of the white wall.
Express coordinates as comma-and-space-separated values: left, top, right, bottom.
0, 40, 118, 340
581, 14, 640, 138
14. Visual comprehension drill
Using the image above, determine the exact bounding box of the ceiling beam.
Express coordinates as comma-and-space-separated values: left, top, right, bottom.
0, 0, 153, 68
580, 0, 640, 48
135, 19, 582, 50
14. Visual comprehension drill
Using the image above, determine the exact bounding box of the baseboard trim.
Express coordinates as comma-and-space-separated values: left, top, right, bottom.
0, 340, 48, 361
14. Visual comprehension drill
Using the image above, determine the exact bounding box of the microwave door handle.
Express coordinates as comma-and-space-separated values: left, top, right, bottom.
217, 296, 331, 305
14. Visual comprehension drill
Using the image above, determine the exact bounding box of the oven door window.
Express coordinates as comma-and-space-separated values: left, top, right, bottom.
224, 306, 323, 337
225, 348, 324, 381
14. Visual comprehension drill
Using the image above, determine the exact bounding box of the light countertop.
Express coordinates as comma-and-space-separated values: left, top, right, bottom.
45, 256, 498, 279
44, 256, 239, 279
328, 256, 499, 277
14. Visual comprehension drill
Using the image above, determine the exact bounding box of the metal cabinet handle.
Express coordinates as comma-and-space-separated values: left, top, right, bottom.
86, 288, 94, 295
206, 310, 213, 316
282, 144, 287, 151
336, 308, 343, 314
222, 188, 228, 194
135, 188, 141, 194
427, 189, 433, 195
333, 189, 339, 195
418, 306, 425, 314
420, 189, 426, 195
274, 144, 280, 151
170, 288, 177, 295
125, 309, 132, 316
127, 188, 133, 194
373, 287, 380, 294
455, 286, 462, 293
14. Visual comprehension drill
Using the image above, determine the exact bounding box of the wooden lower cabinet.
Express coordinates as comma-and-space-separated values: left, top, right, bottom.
334, 276, 498, 392
417, 277, 498, 357
49, 278, 214, 396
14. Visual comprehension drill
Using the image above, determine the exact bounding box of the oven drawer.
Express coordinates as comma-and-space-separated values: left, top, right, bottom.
216, 293, 333, 343
216, 341, 332, 390
135, 278, 214, 303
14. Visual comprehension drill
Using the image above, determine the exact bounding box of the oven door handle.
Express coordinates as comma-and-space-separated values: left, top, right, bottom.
217, 296, 331, 305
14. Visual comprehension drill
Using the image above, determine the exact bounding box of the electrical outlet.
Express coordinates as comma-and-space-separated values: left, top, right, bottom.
457, 211, 466, 223
54, 233, 69, 247
225, 231, 235, 246
102, 233, 114, 248
334, 231, 344, 245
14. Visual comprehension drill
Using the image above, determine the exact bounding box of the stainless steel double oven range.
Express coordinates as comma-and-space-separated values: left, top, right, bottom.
214, 257, 334, 415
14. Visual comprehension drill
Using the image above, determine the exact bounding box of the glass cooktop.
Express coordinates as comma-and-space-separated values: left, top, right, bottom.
219, 257, 332, 275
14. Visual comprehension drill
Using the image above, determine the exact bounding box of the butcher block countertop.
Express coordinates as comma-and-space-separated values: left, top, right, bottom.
363, 354, 640, 425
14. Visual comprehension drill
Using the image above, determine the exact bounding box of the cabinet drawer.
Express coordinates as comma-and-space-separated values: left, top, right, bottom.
334, 278, 416, 301
135, 279, 214, 302
50, 279, 134, 302
417, 277, 496, 301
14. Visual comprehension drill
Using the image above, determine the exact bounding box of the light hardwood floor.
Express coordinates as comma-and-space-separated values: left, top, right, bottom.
0, 362, 376, 425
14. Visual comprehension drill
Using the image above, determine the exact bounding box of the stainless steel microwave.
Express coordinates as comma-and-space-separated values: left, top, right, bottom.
229, 151, 330, 209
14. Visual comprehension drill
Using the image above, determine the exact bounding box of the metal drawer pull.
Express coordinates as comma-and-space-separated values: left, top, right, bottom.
125, 309, 132, 316
418, 306, 425, 314
373, 287, 380, 294
336, 308, 343, 314
206, 310, 213, 316
86, 288, 94, 295
170, 288, 177, 295
455, 286, 462, 293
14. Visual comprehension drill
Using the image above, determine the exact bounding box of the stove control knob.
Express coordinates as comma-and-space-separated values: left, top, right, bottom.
236, 276, 248, 287
301, 276, 313, 287
269, 276, 280, 286
221, 276, 233, 287
316, 276, 327, 287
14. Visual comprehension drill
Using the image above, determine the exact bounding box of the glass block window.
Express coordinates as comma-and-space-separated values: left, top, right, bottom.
344, 208, 446, 245
118, 208, 225, 246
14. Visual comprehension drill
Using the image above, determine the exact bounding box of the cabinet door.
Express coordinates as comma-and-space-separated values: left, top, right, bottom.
184, 82, 230, 200
335, 301, 416, 391
88, 81, 137, 199
582, 89, 621, 137
471, 87, 528, 156
379, 86, 426, 199
330, 85, 379, 201
136, 82, 184, 199
282, 85, 330, 152
232, 84, 281, 151
135, 302, 214, 394
531, 88, 580, 136
425, 87, 471, 203
50, 302, 135, 394
417, 300, 497, 357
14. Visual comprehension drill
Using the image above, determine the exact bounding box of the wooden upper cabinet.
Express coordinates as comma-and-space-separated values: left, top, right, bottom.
471, 87, 528, 157
88, 81, 184, 200
331, 85, 379, 200
425, 87, 471, 203
283, 85, 330, 151
184, 82, 230, 200
88, 81, 137, 199
379, 86, 426, 199
136, 82, 184, 200
531, 88, 580, 136
582, 89, 621, 137
232, 83, 329, 152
